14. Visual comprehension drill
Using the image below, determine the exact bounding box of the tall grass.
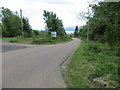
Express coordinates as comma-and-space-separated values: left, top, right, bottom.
64, 40, 119, 88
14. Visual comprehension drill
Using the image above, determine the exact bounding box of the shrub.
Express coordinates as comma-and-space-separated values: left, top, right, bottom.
9, 39, 18, 43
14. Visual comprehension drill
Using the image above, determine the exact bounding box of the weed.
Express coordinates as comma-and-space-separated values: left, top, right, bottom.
64, 40, 119, 88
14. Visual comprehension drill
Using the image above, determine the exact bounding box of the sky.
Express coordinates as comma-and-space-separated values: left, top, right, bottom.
0, 0, 103, 32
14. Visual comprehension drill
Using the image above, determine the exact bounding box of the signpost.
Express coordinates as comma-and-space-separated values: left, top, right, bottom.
51, 32, 57, 38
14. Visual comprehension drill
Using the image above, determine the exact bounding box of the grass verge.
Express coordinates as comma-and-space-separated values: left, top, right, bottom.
63, 40, 119, 88
0, 37, 16, 39
9, 37, 72, 45
10, 37, 33, 44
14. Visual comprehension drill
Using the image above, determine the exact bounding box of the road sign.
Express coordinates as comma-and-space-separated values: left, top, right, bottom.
51, 32, 57, 37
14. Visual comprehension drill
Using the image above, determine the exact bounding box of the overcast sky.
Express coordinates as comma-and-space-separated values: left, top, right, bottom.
0, 0, 103, 30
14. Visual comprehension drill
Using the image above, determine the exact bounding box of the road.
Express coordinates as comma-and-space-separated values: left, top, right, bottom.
2, 38, 80, 88
2, 39, 35, 52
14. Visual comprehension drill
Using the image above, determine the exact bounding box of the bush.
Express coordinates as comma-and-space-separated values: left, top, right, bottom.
9, 36, 22, 43
88, 42, 101, 53
88, 63, 116, 80
32, 38, 54, 44
9, 39, 18, 43
65, 40, 119, 88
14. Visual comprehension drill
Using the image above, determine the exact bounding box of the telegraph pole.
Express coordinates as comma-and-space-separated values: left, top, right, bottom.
20, 9, 24, 38
87, 6, 89, 43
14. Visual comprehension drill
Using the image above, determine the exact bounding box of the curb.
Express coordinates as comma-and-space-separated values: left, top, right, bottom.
60, 39, 81, 70
60, 52, 74, 70
59, 40, 81, 88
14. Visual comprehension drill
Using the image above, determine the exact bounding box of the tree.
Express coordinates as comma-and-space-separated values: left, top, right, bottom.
22, 17, 32, 37
79, 1, 120, 49
32, 30, 39, 38
74, 26, 79, 37
1, 7, 21, 37
1, 7, 32, 37
43, 10, 67, 39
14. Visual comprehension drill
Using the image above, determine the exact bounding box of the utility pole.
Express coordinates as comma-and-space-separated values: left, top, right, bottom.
20, 9, 24, 38
87, 4, 90, 43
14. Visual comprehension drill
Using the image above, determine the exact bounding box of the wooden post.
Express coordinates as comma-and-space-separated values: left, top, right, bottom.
20, 9, 24, 38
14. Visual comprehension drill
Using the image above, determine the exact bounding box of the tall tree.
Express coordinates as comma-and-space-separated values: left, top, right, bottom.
79, 2, 120, 49
74, 26, 79, 37
22, 17, 32, 37
43, 10, 67, 39
1, 7, 32, 37
1, 7, 21, 37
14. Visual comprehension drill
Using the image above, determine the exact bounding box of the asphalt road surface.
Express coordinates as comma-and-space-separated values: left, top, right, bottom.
2, 38, 80, 88
2, 39, 35, 52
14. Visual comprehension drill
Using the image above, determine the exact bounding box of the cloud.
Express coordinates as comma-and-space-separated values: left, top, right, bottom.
47, 1, 73, 5
0, 0, 102, 30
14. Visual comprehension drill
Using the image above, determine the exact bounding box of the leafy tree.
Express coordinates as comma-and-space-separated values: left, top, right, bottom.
1, 7, 32, 37
79, 2, 120, 49
1, 7, 21, 37
43, 10, 67, 39
79, 25, 88, 38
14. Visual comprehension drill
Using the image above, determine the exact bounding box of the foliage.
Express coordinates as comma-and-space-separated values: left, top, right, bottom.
43, 10, 67, 40
10, 36, 33, 43
69, 33, 74, 38
74, 26, 79, 37
22, 17, 32, 37
39, 30, 49, 38
1, 7, 21, 37
32, 38, 72, 45
79, 2, 120, 49
1, 7, 32, 37
32, 30, 49, 39
64, 40, 119, 88
66, 2, 120, 88
10, 34, 72, 45
32, 30, 40, 38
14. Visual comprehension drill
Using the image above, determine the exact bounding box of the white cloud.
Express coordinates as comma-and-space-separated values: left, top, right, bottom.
0, 0, 102, 30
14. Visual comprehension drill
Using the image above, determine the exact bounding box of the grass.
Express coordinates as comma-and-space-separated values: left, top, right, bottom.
9, 36, 72, 45
31, 38, 72, 45
63, 39, 119, 88
10, 37, 33, 44
0, 37, 16, 39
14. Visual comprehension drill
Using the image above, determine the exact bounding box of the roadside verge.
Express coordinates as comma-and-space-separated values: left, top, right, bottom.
60, 39, 81, 88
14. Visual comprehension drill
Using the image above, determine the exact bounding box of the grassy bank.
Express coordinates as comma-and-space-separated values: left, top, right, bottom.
9, 36, 72, 45
63, 40, 119, 88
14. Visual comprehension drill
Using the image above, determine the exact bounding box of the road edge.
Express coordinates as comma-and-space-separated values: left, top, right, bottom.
60, 39, 81, 88
60, 39, 81, 69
